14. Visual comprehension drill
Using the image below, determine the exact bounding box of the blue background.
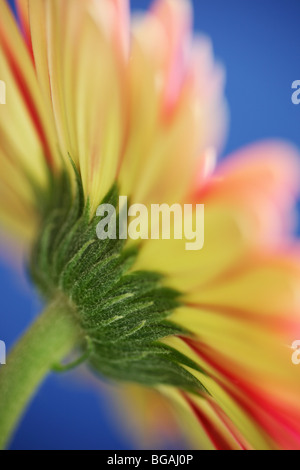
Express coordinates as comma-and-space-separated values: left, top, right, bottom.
1, 0, 300, 450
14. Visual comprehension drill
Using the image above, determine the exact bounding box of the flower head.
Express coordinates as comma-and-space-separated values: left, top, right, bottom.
0, 0, 300, 450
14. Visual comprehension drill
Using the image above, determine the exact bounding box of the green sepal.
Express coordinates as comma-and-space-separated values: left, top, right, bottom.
29, 167, 207, 393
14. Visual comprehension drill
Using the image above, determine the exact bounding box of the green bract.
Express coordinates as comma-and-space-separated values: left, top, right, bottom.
29, 164, 207, 393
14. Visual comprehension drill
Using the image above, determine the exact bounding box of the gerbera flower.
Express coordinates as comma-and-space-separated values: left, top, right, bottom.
0, 0, 300, 450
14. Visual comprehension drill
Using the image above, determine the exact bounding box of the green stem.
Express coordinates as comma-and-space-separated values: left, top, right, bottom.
0, 297, 82, 450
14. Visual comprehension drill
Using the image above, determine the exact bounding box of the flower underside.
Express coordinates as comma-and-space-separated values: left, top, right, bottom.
29, 162, 207, 393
